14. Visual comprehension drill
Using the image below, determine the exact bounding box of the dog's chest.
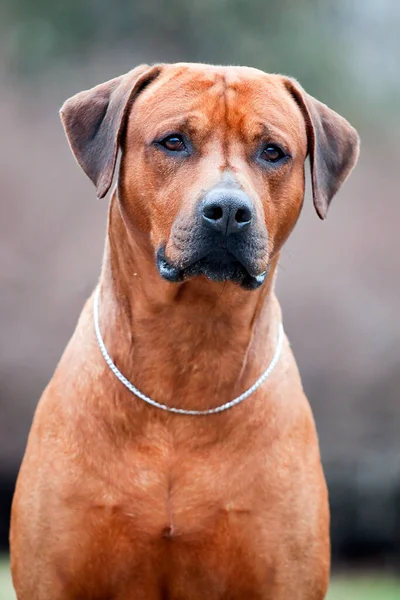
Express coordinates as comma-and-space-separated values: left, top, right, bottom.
51, 411, 328, 598
96, 443, 262, 539
79, 469, 277, 599
60, 445, 278, 598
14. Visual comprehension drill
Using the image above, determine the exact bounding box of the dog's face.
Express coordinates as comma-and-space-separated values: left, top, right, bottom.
61, 63, 359, 290
120, 66, 309, 289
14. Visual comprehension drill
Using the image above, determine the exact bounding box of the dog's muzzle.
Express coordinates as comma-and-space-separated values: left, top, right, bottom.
156, 188, 269, 290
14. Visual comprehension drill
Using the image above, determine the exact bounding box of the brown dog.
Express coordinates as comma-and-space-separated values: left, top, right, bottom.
10, 63, 359, 599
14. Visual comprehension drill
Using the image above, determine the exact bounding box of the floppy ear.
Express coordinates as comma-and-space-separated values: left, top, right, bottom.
284, 78, 360, 219
60, 64, 162, 199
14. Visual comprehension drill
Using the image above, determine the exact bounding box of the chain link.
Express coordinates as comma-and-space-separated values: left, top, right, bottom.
93, 286, 284, 415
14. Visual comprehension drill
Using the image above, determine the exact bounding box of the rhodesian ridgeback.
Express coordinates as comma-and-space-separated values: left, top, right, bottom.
10, 63, 359, 599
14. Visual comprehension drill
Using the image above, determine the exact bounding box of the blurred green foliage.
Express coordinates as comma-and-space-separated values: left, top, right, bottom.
1, 0, 358, 111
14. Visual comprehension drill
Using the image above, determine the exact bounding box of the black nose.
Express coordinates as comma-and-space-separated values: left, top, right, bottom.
201, 189, 254, 235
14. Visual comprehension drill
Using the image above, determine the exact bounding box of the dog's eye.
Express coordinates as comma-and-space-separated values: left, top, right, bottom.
159, 135, 187, 152
261, 145, 286, 163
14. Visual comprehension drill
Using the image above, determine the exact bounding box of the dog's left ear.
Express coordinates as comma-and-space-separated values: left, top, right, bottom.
60, 64, 162, 199
283, 78, 360, 219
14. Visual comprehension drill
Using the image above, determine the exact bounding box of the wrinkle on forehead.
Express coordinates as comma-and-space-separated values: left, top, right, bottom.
131, 65, 307, 149
134, 69, 222, 119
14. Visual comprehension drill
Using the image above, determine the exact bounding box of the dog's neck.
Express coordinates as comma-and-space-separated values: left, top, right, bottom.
97, 195, 282, 413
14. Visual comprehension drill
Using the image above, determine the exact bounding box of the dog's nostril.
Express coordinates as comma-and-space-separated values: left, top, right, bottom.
203, 204, 223, 221
235, 207, 252, 224
201, 192, 254, 234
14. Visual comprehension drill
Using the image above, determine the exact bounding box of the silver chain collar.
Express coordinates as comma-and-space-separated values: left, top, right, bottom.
93, 286, 284, 415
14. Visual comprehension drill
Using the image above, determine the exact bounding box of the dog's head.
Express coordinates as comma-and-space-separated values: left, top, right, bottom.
61, 63, 359, 290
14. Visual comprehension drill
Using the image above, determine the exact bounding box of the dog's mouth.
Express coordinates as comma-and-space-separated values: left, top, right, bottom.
156, 246, 269, 290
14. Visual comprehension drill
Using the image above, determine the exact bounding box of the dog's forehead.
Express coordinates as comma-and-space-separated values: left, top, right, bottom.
130, 64, 306, 143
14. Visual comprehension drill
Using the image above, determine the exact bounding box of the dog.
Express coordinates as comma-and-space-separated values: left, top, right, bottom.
10, 62, 359, 599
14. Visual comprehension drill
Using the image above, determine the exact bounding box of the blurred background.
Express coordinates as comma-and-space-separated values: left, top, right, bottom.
0, 0, 399, 597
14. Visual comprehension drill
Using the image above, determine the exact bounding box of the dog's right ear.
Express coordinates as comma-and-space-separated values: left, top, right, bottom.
60, 64, 162, 199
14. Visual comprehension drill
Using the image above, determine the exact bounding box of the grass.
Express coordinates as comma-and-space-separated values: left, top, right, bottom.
326, 574, 400, 600
0, 557, 15, 600
1, 556, 399, 599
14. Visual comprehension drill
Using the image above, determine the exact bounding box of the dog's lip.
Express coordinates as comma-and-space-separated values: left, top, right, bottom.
156, 248, 183, 282
156, 246, 269, 288
253, 269, 269, 284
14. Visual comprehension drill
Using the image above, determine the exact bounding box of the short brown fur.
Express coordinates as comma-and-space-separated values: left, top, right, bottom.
10, 63, 359, 599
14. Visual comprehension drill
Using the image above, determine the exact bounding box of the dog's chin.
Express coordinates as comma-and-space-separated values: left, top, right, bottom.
156, 248, 269, 290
